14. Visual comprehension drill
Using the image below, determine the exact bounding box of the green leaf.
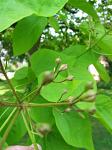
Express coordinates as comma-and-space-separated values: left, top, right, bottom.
97, 35, 112, 55
53, 108, 94, 150
63, 44, 98, 80
0, 0, 68, 32
70, 51, 97, 80
40, 75, 74, 102
49, 17, 59, 32
63, 44, 87, 57
0, 108, 26, 145
30, 48, 73, 78
96, 94, 112, 133
69, 0, 99, 21
14, 67, 28, 80
29, 96, 54, 123
44, 126, 77, 150
13, 15, 47, 55
93, 23, 112, 55
94, 62, 110, 83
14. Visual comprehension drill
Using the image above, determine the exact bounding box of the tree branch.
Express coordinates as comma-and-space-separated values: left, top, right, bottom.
0, 58, 21, 103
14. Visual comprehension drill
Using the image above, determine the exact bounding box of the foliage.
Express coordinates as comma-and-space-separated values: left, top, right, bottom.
0, 0, 112, 150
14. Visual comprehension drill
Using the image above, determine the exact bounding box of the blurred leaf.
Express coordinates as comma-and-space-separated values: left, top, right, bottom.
49, 17, 59, 32
69, 0, 99, 21
0, 0, 68, 32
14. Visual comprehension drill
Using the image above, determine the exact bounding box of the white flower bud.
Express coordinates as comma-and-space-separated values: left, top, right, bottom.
63, 89, 68, 94
67, 96, 74, 103
42, 71, 54, 85
66, 75, 74, 81
55, 57, 61, 64
59, 64, 68, 71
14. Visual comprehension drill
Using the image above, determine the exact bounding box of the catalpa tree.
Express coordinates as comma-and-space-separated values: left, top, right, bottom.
0, 0, 112, 150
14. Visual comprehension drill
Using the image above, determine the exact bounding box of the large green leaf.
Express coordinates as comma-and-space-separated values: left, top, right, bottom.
13, 15, 47, 55
0, 0, 68, 32
53, 108, 94, 150
96, 94, 112, 133
69, 0, 99, 21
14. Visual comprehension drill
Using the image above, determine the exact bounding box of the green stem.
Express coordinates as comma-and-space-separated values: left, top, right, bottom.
0, 109, 20, 149
0, 99, 81, 108
25, 109, 38, 150
21, 111, 38, 150
0, 59, 21, 103
0, 108, 17, 132
0, 107, 10, 120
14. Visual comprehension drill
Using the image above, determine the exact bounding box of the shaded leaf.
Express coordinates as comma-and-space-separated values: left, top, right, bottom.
53, 108, 94, 150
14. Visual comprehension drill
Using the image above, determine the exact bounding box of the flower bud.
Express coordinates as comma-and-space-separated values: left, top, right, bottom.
66, 75, 74, 81
55, 57, 61, 64
64, 107, 72, 113
42, 71, 54, 85
63, 89, 68, 94
59, 64, 68, 71
84, 95, 96, 102
67, 96, 74, 103
80, 90, 96, 102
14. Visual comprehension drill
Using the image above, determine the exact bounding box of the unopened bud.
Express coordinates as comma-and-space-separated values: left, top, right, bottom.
42, 71, 54, 85
66, 75, 74, 81
59, 64, 68, 71
67, 96, 74, 103
84, 95, 96, 102
80, 90, 96, 102
55, 57, 61, 64
64, 107, 72, 113
63, 89, 68, 94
